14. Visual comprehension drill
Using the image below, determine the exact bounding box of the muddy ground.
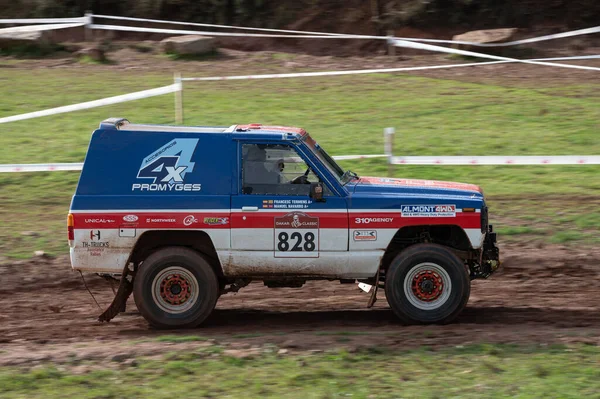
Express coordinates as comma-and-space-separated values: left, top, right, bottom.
1, 243, 599, 366
2, 46, 599, 366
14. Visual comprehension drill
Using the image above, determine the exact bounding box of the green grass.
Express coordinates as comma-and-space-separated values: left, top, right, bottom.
495, 226, 546, 236
0, 67, 599, 258
1, 344, 600, 398
155, 335, 210, 343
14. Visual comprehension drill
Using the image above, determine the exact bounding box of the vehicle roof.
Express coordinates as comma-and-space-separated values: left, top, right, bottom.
98, 118, 307, 138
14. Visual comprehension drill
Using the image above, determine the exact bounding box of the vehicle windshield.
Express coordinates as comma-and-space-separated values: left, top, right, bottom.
303, 135, 359, 185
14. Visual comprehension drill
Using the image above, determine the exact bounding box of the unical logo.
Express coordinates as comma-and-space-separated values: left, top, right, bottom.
183, 215, 198, 226
123, 215, 138, 222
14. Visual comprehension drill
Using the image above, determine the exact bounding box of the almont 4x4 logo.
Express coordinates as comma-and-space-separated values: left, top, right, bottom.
132, 138, 202, 192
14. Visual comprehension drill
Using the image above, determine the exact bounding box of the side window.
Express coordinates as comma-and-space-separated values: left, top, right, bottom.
241, 144, 331, 196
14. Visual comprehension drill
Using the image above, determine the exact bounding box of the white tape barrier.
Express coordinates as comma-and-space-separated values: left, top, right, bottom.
4, 154, 600, 173
0, 163, 84, 173
0, 17, 87, 24
92, 14, 345, 37
181, 55, 600, 82
0, 84, 180, 124
332, 154, 387, 160
0, 155, 386, 173
392, 39, 600, 72
0, 22, 85, 34
1, 54, 597, 125
89, 24, 384, 40
398, 26, 600, 47
92, 14, 600, 48
391, 156, 600, 165
1, 14, 597, 48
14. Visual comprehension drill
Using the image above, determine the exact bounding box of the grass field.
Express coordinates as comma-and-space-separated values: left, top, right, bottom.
1, 344, 599, 398
1, 66, 599, 257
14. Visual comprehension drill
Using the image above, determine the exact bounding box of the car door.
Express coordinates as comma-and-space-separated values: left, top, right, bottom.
228, 142, 349, 277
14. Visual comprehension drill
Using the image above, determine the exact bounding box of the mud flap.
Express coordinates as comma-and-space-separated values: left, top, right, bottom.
98, 263, 136, 323
366, 267, 380, 308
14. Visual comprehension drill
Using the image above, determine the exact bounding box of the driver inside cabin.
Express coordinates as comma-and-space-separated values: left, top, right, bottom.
242, 144, 317, 195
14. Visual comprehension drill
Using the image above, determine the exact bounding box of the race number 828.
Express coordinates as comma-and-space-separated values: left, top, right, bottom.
274, 229, 319, 258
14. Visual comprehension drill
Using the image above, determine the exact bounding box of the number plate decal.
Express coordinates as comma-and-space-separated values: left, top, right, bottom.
274, 211, 319, 258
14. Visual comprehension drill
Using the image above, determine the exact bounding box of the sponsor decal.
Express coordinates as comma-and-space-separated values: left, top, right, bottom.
353, 230, 377, 241
355, 217, 394, 224
123, 215, 138, 222
183, 215, 199, 226
89, 249, 104, 257
262, 199, 312, 209
82, 241, 109, 248
85, 218, 115, 224
275, 212, 319, 229
146, 218, 176, 223
203, 217, 228, 226
274, 212, 319, 258
132, 138, 202, 192
401, 205, 456, 218
83, 232, 110, 255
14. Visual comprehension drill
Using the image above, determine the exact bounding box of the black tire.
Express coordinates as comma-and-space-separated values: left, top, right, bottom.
133, 247, 219, 328
384, 243, 470, 324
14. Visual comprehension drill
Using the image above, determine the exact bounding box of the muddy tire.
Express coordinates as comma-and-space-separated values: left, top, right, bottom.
133, 247, 219, 328
385, 244, 470, 324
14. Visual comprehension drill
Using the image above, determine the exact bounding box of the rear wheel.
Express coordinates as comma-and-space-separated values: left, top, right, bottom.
133, 247, 219, 328
385, 244, 470, 324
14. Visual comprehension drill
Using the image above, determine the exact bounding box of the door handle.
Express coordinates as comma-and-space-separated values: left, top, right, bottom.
241, 206, 259, 212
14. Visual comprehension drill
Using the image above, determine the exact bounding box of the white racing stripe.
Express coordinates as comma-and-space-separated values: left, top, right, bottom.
0, 84, 180, 125
392, 39, 600, 72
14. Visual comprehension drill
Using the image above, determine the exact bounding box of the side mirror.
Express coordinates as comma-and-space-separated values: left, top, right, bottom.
310, 182, 325, 202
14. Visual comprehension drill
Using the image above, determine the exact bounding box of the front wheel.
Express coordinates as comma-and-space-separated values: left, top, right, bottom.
385, 244, 470, 324
133, 247, 219, 328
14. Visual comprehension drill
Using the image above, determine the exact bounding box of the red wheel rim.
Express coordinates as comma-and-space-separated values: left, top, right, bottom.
411, 270, 444, 302
152, 266, 200, 314
159, 273, 192, 306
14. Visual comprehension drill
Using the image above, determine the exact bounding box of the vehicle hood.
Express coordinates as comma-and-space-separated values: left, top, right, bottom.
351, 176, 483, 197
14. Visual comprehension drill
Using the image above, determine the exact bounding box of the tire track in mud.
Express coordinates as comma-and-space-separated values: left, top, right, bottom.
0, 243, 599, 359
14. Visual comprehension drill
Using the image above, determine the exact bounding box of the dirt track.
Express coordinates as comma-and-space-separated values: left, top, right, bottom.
1, 243, 599, 365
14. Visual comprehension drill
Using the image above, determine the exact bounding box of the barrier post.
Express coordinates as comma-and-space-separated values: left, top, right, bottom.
384, 127, 395, 176
174, 72, 183, 124
84, 11, 92, 42
387, 31, 396, 57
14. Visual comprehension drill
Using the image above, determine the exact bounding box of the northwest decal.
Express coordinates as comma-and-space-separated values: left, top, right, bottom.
132, 138, 202, 192
274, 212, 319, 258
401, 205, 456, 217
